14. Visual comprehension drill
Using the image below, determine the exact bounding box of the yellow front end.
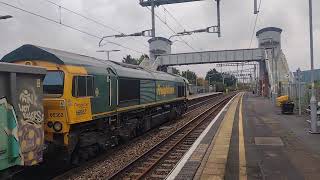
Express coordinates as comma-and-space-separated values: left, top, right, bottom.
16, 61, 93, 148
44, 98, 70, 145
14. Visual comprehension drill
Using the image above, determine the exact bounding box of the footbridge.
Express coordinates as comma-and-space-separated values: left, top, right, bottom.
155, 48, 265, 67
140, 27, 293, 98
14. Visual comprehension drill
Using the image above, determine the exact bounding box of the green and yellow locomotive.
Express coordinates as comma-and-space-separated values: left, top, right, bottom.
2, 44, 188, 163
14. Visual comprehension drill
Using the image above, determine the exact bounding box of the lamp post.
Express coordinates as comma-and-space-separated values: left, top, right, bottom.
0, 15, 12, 20
308, 0, 319, 133
296, 68, 302, 116
97, 50, 120, 60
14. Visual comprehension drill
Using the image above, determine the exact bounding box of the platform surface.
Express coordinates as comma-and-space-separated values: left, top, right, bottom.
168, 92, 320, 180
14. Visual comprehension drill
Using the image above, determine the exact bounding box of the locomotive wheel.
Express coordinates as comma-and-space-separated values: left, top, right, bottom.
79, 149, 89, 161
87, 146, 98, 158
71, 152, 80, 166
168, 108, 177, 120
131, 127, 137, 138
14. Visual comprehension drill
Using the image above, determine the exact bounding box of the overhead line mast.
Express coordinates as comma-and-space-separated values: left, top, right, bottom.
139, 0, 221, 38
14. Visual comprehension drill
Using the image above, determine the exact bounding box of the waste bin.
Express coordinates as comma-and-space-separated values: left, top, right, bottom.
281, 101, 294, 114
277, 95, 289, 107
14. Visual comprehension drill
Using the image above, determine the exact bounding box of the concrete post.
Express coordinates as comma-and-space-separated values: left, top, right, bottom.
308, 0, 319, 133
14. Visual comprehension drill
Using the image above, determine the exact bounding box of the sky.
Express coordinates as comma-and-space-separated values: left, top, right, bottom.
0, 0, 319, 77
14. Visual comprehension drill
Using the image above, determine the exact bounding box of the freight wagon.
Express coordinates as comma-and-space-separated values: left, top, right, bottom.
1, 44, 188, 164
0, 62, 46, 174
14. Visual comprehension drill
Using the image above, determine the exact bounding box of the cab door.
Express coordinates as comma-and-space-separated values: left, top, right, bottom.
69, 75, 94, 123
107, 67, 117, 111
90, 67, 117, 115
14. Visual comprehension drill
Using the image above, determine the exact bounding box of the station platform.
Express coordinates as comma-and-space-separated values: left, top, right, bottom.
168, 92, 320, 180
187, 92, 223, 101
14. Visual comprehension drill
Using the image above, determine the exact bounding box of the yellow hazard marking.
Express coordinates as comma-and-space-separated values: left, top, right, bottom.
200, 94, 241, 180
239, 93, 247, 180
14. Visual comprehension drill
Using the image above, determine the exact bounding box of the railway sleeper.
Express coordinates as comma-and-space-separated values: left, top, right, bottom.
156, 168, 171, 172
150, 174, 167, 178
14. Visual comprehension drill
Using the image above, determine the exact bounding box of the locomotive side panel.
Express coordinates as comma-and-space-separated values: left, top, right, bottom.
118, 78, 140, 107
140, 80, 156, 104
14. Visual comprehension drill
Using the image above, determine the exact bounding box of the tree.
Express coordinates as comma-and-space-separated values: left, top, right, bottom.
182, 70, 197, 84
205, 69, 222, 85
224, 75, 237, 87
172, 67, 180, 75
137, 54, 149, 65
122, 55, 138, 65
196, 77, 207, 86
122, 54, 149, 65
205, 68, 236, 87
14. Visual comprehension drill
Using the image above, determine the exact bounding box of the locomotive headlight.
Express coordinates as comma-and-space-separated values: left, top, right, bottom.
53, 122, 63, 132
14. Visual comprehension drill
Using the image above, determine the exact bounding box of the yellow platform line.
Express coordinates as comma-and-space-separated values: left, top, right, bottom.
200, 94, 241, 180
239, 93, 247, 180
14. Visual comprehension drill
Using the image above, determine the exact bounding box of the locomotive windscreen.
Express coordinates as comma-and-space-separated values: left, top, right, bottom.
43, 71, 64, 95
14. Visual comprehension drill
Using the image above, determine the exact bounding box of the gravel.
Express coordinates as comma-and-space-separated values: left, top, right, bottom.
66, 97, 220, 180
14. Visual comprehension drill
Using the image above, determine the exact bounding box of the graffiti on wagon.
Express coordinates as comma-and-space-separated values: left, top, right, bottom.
18, 89, 43, 124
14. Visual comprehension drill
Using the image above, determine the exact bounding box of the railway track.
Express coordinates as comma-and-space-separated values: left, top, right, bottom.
50, 93, 224, 180
18, 93, 225, 180
187, 94, 221, 112
108, 94, 234, 180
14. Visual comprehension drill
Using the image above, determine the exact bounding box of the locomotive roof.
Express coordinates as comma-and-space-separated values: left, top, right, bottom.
1, 44, 184, 82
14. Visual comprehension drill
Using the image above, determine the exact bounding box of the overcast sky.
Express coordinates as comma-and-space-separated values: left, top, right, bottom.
0, 0, 319, 77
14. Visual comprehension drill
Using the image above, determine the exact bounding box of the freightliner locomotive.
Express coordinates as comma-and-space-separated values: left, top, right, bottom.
0, 44, 188, 168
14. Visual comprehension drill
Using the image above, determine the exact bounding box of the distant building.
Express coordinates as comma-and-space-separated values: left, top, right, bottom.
293, 69, 320, 83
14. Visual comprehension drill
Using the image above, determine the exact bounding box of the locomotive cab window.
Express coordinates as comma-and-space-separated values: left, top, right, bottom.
72, 75, 94, 97
43, 71, 64, 96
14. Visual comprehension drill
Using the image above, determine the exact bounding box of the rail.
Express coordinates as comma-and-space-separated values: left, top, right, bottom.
108, 93, 235, 179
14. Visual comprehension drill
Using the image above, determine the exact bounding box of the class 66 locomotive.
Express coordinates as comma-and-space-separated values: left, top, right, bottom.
0, 44, 189, 171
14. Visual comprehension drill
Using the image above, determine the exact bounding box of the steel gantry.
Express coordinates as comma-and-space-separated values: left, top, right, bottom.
140, 0, 221, 38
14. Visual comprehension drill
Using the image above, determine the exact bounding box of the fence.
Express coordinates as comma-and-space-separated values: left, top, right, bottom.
280, 82, 320, 113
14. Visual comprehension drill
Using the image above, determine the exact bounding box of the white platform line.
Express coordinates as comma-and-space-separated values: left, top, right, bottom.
166, 93, 239, 180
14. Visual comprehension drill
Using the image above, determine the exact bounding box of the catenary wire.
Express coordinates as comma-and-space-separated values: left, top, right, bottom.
41, 0, 149, 49
146, 6, 197, 51
0, 1, 145, 54
162, 6, 197, 41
